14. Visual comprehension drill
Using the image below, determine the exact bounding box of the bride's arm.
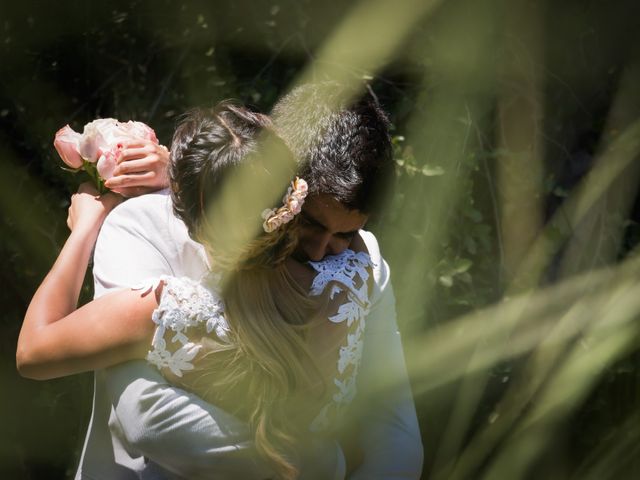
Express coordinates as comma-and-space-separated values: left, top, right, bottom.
16, 184, 156, 380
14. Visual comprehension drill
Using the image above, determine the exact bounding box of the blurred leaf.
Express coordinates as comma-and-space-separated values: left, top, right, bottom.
421, 164, 445, 176
439, 274, 454, 287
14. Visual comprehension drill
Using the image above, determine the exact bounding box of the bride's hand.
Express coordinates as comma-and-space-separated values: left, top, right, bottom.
67, 183, 123, 233
104, 139, 170, 197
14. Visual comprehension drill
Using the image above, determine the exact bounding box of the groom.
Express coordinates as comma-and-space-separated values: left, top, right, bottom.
77, 83, 423, 479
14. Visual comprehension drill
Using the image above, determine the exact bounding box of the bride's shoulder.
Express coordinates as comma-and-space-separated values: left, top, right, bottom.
158, 275, 221, 309
152, 275, 228, 338
146, 275, 229, 377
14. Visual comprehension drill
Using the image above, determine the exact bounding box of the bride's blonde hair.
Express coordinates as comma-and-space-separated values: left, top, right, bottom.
169, 102, 326, 479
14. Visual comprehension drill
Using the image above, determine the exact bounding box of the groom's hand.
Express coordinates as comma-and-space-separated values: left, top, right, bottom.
105, 139, 170, 197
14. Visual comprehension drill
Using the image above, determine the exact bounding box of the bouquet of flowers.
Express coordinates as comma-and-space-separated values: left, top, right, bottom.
54, 118, 159, 192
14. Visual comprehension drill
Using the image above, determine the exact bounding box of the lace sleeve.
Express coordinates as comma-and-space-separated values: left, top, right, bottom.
307, 249, 374, 432
145, 276, 230, 378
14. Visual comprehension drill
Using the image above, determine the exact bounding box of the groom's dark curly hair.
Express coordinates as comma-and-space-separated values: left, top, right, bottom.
271, 81, 394, 215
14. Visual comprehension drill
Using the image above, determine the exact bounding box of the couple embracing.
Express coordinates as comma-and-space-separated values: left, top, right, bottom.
18, 82, 423, 479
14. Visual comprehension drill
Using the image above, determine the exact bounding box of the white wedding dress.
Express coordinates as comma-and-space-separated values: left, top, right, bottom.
145, 248, 374, 433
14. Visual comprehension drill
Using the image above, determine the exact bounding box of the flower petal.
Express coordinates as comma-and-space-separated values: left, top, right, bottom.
53, 125, 83, 168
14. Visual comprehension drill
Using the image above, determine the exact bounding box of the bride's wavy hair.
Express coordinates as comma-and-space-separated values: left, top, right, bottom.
169, 101, 326, 480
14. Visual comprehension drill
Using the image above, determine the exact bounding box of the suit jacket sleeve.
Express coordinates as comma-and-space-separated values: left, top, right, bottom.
349, 232, 423, 479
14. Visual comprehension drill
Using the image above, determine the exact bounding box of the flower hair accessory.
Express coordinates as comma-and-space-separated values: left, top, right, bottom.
261, 177, 309, 233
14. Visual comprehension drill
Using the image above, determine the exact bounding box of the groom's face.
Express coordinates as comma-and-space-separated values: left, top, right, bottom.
293, 194, 368, 262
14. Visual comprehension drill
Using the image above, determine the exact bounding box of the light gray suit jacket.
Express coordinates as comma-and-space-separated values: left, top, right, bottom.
75, 190, 423, 479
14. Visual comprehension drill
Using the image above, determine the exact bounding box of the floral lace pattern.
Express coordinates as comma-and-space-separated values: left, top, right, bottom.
145, 249, 373, 433
308, 249, 372, 432
146, 276, 229, 377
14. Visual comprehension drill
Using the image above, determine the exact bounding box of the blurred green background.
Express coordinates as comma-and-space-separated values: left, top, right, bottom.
1, 0, 639, 478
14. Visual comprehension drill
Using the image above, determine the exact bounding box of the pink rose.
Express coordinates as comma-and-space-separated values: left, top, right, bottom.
96, 121, 158, 179
294, 177, 308, 195
54, 117, 159, 187
120, 120, 158, 144
78, 118, 120, 163
96, 144, 125, 180
287, 196, 302, 214
261, 208, 277, 220
53, 125, 83, 169
279, 209, 295, 223
77, 118, 159, 180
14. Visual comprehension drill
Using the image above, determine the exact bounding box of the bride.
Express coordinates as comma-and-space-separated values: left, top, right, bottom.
17, 102, 374, 479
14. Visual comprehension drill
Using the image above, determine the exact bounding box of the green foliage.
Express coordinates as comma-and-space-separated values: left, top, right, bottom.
1, 0, 639, 479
